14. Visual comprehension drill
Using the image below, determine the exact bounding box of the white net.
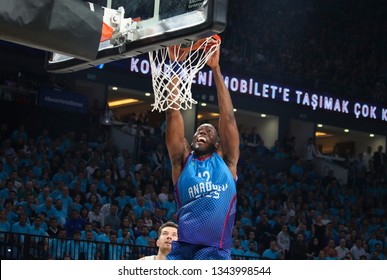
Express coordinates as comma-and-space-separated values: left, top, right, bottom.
148, 35, 221, 112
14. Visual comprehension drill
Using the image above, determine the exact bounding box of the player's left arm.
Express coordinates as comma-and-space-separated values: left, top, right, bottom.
207, 48, 240, 179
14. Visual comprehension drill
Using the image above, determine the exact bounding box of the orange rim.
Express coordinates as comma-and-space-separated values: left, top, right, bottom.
172, 34, 221, 52
212, 34, 221, 44
202, 34, 221, 51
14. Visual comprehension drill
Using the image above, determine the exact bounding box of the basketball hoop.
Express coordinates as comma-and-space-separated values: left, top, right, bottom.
148, 35, 221, 112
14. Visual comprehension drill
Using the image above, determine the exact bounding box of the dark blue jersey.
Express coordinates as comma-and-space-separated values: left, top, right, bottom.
174, 152, 237, 249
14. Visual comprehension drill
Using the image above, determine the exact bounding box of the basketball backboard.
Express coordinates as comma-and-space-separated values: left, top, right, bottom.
46, 0, 228, 73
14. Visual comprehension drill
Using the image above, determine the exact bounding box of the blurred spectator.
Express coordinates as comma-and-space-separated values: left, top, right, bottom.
289, 233, 308, 260
230, 239, 245, 258
255, 212, 272, 249
262, 240, 282, 260
336, 238, 350, 259
373, 145, 386, 177
322, 239, 338, 258
307, 237, 320, 260
362, 146, 373, 171
247, 127, 261, 150
46, 217, 64, 237
104, 203, 121, 232
303, 137, 321, 161
256, 140, 270, 156
350, 238, 367, 260
65, 209, 86, 238
276, 225, 291, 259
244, 241, 260, 259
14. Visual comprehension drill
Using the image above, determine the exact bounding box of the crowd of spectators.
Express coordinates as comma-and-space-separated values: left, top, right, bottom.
0, 110, 385, 260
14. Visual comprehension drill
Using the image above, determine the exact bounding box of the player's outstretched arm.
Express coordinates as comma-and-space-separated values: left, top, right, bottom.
207, 48, 239, 179
165, 47, 190, 185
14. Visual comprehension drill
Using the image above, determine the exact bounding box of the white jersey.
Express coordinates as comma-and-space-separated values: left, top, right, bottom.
139, 255, 156, 260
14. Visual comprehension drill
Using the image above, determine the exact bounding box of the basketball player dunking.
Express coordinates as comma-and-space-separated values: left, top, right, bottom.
165, 44, 240, 260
